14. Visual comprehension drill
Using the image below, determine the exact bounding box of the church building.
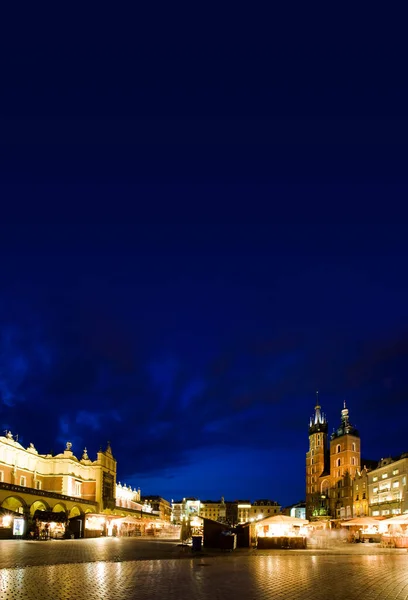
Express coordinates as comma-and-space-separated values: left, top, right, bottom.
306, 393, 361, 520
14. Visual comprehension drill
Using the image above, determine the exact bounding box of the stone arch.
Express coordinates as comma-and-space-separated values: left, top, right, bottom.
52, 503, 67, 513
1, 495, 26, 513
69, 505, 83, 518
30, 499, 50, 516
321, 479, 330, 495
84, 507, 93, 514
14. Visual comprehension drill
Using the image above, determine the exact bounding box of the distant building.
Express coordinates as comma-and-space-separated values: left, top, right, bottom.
199, 498, 226, 522
249, 500, 280, 521
352, 460, 377, 517
141, 495, 172, 521
367, 454, 408, 517
171, 498, 201, 524
171, 497, 281, 525
237, 501, 251, 524
282, 502, 306, 519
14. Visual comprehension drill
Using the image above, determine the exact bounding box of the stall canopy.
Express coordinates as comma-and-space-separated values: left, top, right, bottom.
381, 514, 408, 525
259, 514, 309, 526
340, 517, 381, 527
33, 510, 67, 523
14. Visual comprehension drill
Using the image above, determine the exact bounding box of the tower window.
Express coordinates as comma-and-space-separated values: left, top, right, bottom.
311, 458, 314, 465
337, 444, 341, 453
352, 443, 356, 452
352, 457, 355, 466
337, 458, 341, 467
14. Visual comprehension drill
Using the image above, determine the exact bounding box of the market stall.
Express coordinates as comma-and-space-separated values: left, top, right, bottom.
340, 516, 383, 543
379, 514, 408, 547
255, 514, 309, 549
33, 510, 67, 540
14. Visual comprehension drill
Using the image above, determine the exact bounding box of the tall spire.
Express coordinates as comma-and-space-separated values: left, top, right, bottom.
309, 391, 328, 434
314, 390, 323, 424
331, 400, 359, 439
341, 400, 349, 424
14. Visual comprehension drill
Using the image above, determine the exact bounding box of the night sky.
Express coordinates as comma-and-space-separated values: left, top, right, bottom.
1, 6, 408, 507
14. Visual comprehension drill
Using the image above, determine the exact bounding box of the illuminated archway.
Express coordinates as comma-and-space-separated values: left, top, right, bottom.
1, 495, 26, 513
69, 506, 82, 518
321, 479, 330, 495
52, 503, 67, 513
30, 500, 50, 516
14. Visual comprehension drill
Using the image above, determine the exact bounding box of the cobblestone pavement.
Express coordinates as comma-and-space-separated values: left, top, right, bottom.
1, 540, 408, 600
0, 538, 182, 569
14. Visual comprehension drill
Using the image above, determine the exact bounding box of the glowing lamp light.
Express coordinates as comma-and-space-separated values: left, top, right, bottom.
2, 515, 12, 527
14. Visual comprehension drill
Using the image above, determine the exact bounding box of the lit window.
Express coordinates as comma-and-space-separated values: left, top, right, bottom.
20, 476, 26, 487
373, 487, 378, 493
75, 482, 82, 497
373, 477, 378, 482
356, 485, 359, 491
382, 473, 388, 479
36, 480, 42, 490
352, 443, 356, 452
393, 469, 399, 475
392, 509, 401, 515
403, 476, 407, 486
372, 511, 380, 516
382, 509, 390, 515
393, 481, 400, 488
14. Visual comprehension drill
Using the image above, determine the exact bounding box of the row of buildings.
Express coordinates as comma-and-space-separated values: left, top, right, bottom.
0, 429, 171, 538
306, 394, 408, 521
171, 497, 283, 526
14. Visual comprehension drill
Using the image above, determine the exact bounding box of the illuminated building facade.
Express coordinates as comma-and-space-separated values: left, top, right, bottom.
249, 499, 280, 521
367, 454, 408, 517
0, 431, 158, 538
171, 498, 201, 524
199, 499, 226, 522
141, 495, 172, 521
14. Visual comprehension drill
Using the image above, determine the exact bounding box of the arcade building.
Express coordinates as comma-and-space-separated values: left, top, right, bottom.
0, 430, 161, 539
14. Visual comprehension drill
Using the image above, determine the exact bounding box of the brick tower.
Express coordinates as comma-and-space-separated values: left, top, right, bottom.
329, 402, 360, 519
306, 392, 329, 519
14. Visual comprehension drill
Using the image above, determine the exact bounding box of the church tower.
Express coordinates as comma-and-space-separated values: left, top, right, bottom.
306, 392, 329, 519
329, 402, 360, 519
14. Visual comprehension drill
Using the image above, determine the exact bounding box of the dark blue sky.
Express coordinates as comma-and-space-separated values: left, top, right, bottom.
1, 216, 408, 506
1, 5, 408, 506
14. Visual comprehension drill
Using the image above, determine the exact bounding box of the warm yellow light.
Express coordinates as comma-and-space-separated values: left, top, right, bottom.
2, 516, 12, 527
